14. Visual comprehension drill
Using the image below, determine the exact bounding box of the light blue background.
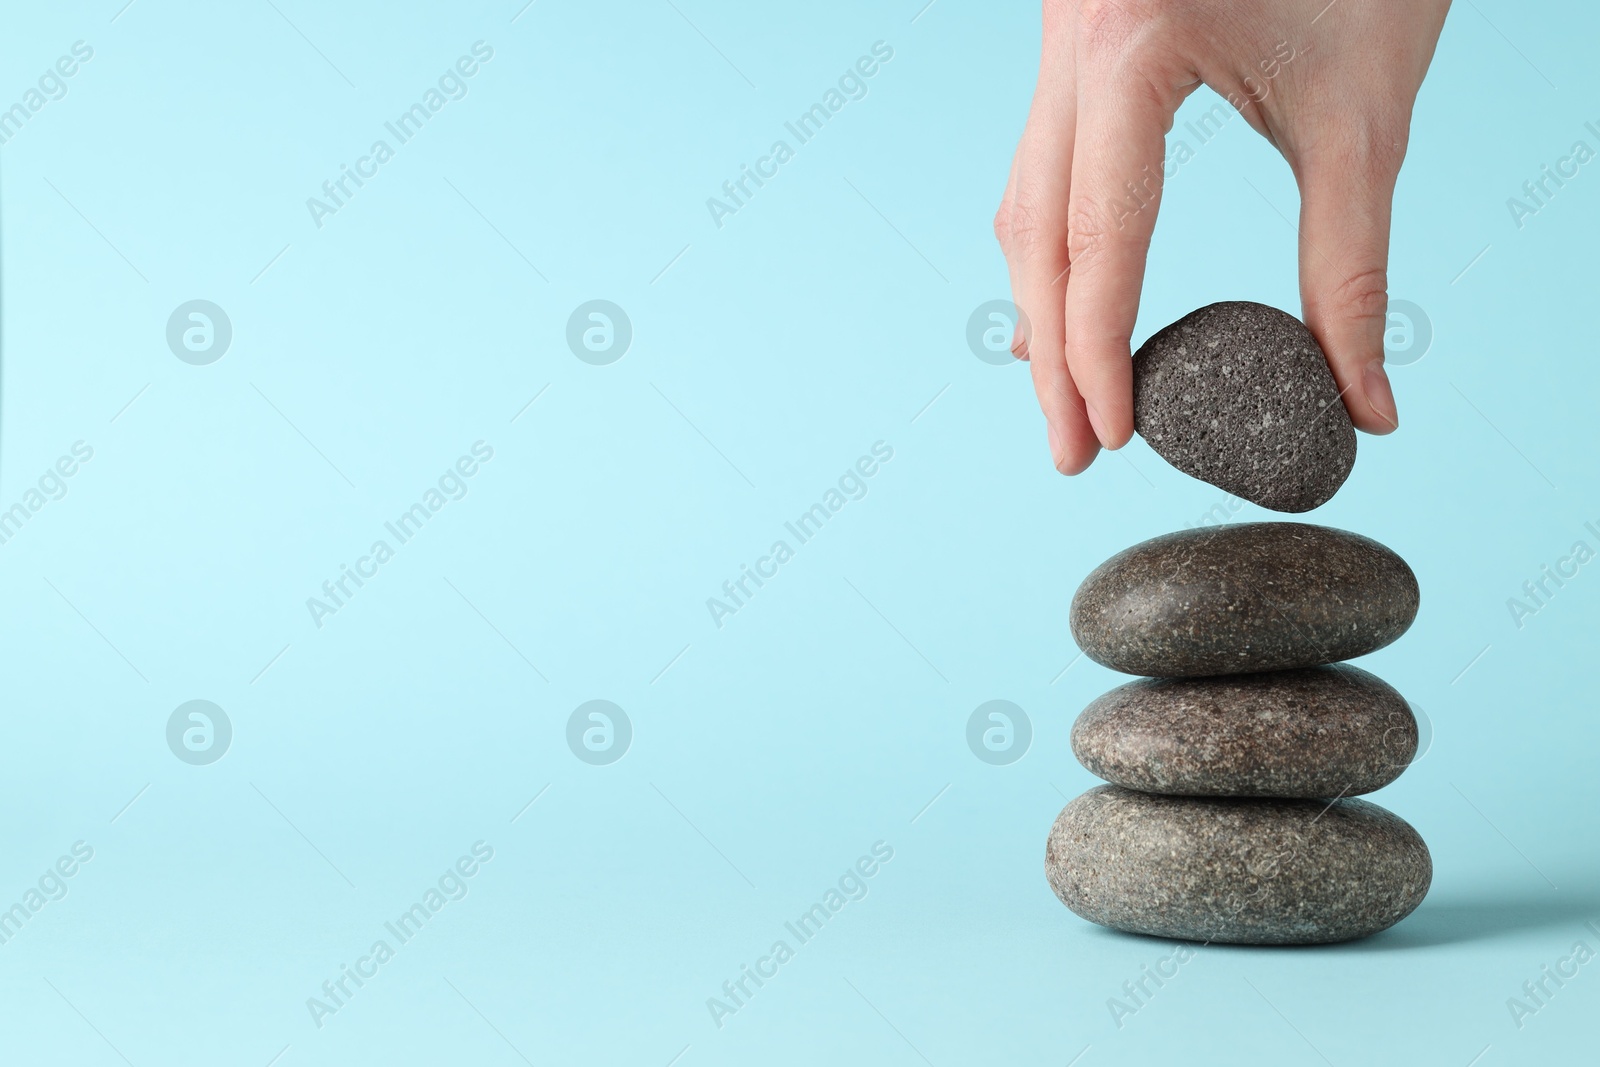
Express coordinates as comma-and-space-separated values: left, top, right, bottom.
2, 1, 1596, 1064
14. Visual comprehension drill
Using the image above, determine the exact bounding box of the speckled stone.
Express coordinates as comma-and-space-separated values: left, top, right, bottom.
1070, 522, 1419, 677
1045, 786, 1431, 944
1133, 301, 1356, 513
1071, 665, 1416, 798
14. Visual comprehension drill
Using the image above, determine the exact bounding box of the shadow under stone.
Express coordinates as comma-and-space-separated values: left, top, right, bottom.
1338, 888, 1600, 951
1058, 883, 1600, 951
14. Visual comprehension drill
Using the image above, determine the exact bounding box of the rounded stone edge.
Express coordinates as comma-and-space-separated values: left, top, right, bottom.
1131, 301, 1357, 513
1044, 787, 1434, 946
1067, 523, 1423, 678
1069, 666, 1420, 798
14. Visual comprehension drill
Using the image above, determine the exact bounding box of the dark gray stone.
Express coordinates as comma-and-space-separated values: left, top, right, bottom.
1133, 301, 1356, 513
1045, 786, 1431, 945
1071, 665, 1416, 798
1070, 522, 1419, 677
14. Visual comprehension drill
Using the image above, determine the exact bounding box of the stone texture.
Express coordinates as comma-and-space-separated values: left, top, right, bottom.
1071, 665, 1416, 798
1070, 522, 1419, 677
1133, 301, 1356, 513
1045, 786, 1431, 944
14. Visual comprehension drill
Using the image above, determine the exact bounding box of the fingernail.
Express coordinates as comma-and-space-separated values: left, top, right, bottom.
1363, 358, 1399, 431
1047, 422, 1064, 469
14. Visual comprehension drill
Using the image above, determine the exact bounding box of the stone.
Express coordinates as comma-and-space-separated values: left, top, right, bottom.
1071, 665, 1416, 798
1070, 522, 1419, 677
1045, 786, 1431, 944
1133, 301, 1356, 513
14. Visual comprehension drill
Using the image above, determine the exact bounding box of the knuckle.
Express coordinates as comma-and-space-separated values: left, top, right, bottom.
1076, 0, 1134, 39
1328, 267, 1390, 321
992, 200, 1014, 249
1065, 202, 1113, 267
1304, 111, 1410, 179
998, 197, 1058, 263
1076, 0, 1162, 51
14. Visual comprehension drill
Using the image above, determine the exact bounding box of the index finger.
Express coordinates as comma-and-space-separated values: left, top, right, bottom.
1062, 70, 1187, 450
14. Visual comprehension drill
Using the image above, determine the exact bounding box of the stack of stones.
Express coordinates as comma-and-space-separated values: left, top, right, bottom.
1043, 301, 1431, 945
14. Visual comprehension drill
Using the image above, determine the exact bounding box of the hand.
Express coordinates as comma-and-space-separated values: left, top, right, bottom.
993, 0, 1451, 474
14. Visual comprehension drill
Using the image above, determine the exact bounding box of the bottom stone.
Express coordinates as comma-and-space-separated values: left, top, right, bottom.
1045, 786, 1431, 945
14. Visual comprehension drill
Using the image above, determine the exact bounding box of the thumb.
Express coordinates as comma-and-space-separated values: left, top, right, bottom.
1294, 133, 1404, 434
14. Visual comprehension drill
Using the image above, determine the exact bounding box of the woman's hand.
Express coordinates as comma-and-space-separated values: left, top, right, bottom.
994, 0, 1451, 474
